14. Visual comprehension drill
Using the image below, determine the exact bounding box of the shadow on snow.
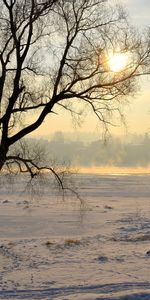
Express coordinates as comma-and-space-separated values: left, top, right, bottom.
0, 282, 150, 299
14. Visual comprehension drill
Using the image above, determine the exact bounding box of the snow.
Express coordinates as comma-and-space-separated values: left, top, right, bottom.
0, 173, 150, 299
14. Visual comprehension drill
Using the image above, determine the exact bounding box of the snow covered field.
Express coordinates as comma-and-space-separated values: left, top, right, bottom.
0, 173, 150, 299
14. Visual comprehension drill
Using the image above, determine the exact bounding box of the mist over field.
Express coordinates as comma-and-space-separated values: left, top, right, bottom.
31, 131, 150, 169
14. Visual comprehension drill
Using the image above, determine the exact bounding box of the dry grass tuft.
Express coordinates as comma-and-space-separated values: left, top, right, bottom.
45, 241, 54, 247
65, 239, 80, 246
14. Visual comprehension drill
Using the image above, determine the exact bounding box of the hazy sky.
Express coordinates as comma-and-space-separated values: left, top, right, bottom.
122, 0, 150, 26
31, 0, 150, 139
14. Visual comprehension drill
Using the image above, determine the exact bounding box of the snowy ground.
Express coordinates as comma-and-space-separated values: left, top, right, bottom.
0, 173, 150, 299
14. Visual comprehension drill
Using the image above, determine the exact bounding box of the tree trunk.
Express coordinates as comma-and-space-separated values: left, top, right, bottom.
0, 144, 8, 171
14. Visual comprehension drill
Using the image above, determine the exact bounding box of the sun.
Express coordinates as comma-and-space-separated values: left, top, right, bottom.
109, 52, 128, 72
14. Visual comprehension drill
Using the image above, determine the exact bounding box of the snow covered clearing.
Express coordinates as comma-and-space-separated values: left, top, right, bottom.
0, 173, 150, 299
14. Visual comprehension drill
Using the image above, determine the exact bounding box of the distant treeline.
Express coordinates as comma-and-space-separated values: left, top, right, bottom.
35, 132, 150, 167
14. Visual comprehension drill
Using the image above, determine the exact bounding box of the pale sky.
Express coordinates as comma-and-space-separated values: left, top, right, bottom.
122, 0, 150, 26
31, 0, 150, 139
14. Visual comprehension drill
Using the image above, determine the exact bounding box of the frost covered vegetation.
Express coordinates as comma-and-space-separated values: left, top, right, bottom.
0, 173, 150, 299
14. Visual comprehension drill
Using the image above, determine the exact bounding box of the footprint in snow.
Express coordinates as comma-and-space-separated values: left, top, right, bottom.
97, 255, 108, 262
146, 250, 150, 256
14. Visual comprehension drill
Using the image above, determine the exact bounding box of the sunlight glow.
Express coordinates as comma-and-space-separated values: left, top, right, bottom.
109, 52, 128, 72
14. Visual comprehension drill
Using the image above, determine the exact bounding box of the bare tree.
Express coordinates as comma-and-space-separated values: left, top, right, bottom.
0, 0, 150, 184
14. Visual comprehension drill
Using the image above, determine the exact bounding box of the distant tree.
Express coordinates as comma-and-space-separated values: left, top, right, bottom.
0, 0, 150, 185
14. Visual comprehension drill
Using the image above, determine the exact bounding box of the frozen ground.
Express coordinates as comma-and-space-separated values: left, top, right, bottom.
0, 173, 150, 299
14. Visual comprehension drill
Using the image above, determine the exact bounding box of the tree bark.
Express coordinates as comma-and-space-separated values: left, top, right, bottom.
0, 144, 8, 171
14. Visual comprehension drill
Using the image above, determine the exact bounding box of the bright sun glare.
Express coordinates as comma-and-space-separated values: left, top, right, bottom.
109, 53, 128, 72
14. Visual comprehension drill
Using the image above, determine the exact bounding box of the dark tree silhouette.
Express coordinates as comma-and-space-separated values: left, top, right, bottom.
0, 0, 150, 184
